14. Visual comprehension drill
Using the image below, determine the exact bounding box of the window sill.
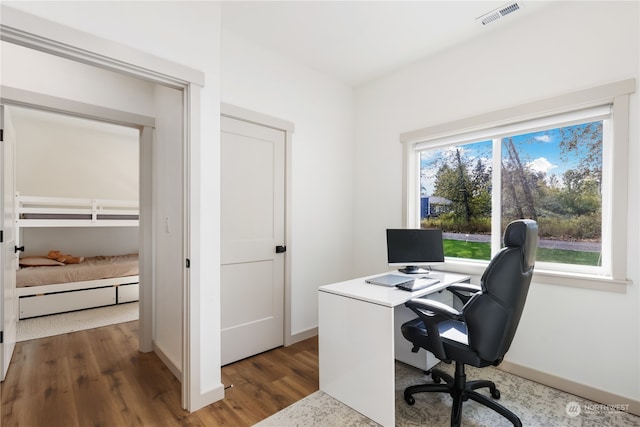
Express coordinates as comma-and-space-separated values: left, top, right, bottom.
438, 260, 632, 294
532, 269, 630, 293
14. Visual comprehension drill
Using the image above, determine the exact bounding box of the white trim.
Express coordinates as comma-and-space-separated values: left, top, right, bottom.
139, 126, 153, 353
609, 94, 630, 282
435, 258, 630, 294
413, 104, 611, 150
499, 360, 640, 417
0, 86, 155, 128
289, 327, 318, 345
400, 79, 635, 144
185, 83, 199, 410
221, 102, 295, 133
0, 5, 204, 88
153, 341, 182, 383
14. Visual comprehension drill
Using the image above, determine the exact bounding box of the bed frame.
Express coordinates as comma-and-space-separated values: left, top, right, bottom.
16, 194, 140, 319
18, 277, 140, 319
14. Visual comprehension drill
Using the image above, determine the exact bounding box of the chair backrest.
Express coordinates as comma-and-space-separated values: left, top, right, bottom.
463, 219, 538, 363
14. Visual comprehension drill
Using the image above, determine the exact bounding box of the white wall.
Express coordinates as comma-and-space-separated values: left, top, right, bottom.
2, 1, 223, 409
354, 1, 639, 402
11, 105, 140, 258
20, 228, 138, 258
1, 41, 155, 116
221, 31, 356, 336
13, 107, 139, 200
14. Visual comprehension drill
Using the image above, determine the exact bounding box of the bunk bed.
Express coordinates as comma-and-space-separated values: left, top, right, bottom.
15, 194, 140, 319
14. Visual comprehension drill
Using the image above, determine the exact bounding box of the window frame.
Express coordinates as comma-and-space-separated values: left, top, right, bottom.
401, 79, 635, 292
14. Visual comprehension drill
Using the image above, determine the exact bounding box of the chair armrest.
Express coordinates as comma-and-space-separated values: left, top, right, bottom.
447, 283, 482, 305
404, 298, 462, 360
447, 283, 481, 294
406, 297, 462, 318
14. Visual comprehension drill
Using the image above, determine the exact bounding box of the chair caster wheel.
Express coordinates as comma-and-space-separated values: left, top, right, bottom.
491, 389, 501, 399
404, 394, 415, 406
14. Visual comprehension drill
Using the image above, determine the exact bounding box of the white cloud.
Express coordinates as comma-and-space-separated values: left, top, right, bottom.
534, 135, 552, 143
528, 157, 556, 174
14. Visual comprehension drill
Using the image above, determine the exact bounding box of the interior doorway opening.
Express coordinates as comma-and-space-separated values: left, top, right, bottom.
0, 4, 209, 408
9, 104, 142, 340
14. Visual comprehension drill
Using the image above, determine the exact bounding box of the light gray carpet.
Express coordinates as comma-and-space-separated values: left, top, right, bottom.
17, 302, 139, 341
255, 362, 639, 427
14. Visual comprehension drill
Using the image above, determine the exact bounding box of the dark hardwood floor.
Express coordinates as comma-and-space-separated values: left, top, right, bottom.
1, 320, 319, 426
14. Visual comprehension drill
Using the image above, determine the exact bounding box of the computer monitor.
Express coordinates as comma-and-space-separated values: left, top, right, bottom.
386, 228, 445, 274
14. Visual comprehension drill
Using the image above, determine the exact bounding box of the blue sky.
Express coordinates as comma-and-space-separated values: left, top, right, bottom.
510, 128, 573, 177
420, 122, 600, 196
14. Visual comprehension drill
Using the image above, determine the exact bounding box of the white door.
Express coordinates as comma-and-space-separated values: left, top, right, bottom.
0, 105, 18, 381
220, 115, 286, 365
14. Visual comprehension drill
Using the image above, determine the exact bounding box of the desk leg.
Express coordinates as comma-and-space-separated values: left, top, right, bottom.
319, 291, 395, 427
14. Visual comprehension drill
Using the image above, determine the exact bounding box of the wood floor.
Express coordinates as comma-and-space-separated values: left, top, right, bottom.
1, 320, 319, 426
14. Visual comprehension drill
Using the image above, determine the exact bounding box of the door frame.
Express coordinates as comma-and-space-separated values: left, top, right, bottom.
0, 88, 155, 349
221, 103, 308, 346
1, 6, 210, 411
0, 104, 17, 381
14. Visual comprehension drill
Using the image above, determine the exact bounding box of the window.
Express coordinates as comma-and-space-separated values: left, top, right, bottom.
401, 80, 634, 288
419, 140, 493, 261
418, 113, 606, 270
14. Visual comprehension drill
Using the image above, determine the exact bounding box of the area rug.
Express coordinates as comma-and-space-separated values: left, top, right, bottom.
255, 362, 639, 427
17, 302, 139, 342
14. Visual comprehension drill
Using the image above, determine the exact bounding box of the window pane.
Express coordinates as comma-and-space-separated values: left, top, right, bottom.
501, 121, 603, 266
419, 141, 493, 260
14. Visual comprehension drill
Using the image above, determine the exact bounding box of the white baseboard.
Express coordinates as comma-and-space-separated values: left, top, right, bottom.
499, 360, 640, 417
153, 341, 182, 383
286, 326, 318, 346
188, 383, 225, 413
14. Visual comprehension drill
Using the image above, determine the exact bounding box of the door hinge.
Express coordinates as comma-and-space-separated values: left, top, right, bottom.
0, 331, 3, 344
0, 230, 3, 243
185, 258, 191, 268
275, 245, 287, 253
0, 129, 3, 142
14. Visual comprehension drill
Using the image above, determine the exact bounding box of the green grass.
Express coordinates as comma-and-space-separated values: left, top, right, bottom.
443, 239, 492, 261
535, 248, 601, 266
444, 239, 601, 266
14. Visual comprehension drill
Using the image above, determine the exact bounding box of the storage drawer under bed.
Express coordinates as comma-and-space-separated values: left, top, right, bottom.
117, 282, 139, 303
19, 286, 116, 319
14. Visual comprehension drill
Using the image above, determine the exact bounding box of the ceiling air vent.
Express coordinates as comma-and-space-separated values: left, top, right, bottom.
477, 2, 522, 26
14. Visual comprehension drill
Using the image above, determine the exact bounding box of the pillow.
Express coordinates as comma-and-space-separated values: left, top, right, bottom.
19, 257, 65, 267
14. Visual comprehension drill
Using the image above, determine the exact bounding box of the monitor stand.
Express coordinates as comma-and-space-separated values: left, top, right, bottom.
398, 266, 431, 274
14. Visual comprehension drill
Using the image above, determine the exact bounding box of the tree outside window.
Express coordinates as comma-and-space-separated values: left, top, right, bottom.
419, 121, 603, 267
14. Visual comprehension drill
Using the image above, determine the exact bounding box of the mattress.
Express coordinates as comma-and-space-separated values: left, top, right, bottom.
17, 253, 139, 288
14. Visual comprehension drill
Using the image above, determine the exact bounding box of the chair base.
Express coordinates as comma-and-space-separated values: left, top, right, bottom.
404, 362, 522, 427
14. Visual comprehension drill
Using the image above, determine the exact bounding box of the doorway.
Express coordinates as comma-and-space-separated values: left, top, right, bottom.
9, 105, 141, 341
0, 92, 154, 377
0, 7, 210, 409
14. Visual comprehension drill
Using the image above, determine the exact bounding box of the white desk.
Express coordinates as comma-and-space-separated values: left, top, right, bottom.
318, 271, 470, 427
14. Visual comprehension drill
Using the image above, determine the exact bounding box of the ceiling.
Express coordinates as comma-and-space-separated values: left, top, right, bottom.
221, 1, 553, 86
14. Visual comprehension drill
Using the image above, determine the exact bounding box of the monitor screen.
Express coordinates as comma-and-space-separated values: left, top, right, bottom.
386, 228, 444, 274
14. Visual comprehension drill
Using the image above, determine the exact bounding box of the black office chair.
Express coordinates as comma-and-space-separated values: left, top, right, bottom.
401, 219, 538, 427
